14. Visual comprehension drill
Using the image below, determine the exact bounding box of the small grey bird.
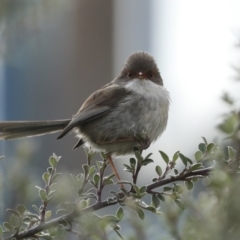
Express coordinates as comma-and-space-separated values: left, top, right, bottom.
0, 52, 170, 182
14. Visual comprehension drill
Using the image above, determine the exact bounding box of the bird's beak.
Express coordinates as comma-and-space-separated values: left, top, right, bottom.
138, 72, 145, 79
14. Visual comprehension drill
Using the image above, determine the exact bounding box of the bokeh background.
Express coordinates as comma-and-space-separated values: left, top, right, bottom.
0, 1, 240, 239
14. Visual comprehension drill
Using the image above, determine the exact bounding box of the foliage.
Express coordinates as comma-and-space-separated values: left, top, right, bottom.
0, 135, 238, 240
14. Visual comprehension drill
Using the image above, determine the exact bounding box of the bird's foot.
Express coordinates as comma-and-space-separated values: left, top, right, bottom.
134, 132, 150, 150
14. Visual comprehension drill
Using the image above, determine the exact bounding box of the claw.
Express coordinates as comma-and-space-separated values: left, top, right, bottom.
134, 132, 151, 150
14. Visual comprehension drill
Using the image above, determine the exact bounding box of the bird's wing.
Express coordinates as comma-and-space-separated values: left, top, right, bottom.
57, 83, 130, 139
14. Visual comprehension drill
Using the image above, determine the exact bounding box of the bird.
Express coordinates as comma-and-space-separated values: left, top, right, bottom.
0, 52, 170, 184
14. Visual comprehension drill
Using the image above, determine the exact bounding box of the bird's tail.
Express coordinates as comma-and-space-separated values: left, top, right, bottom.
0, 119, 71, 140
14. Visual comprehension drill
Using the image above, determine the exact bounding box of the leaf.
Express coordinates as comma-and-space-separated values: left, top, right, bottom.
174, 199, 185, 210
130, 158, 136, 167
135, 207, 145, 220
174, 169, 178, 175
93, 174, 100, 187
207, 143, 215, 153
179, 153, 188, 166
49, 156, 58, 168
56, 227, 66, 239
39, 189, 47, 202
116, 207, 124, 221
10, 215, 19, 227
103, 178, 114, 185
202, 137, 208, 145
163, 187, 173, 192
141, 159, 154, 166
133, 184, 140, 195
139, 186, 147, 193
89, 166, 96, 176
17, 205, 26, 215
189, 163, 203, 171
195, 151, 203, 162
52, 173, 62, 181
155, 165, 162, 177
175, 184, 184, 194
45, 211, 52, 220
173, 151, 180, 162
134, 150, 143, 162
82, 164, 89, 175
198, 143, 206, 153
159, 151, 169, 164
228, 146, 236, 160
3, 222, 12, 231
123, 164, 133, 172
184, 181, 193, 190
152, 194, 160, 208
42, 172, 50, 183
157, 194, 165, 202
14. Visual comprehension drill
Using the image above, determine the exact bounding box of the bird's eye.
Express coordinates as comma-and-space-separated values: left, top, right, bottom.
148, 72, 153, 79
127, 72, 132, 78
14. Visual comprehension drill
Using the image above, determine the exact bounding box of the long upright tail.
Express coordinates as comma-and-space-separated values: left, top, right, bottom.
0, 119, 71, 140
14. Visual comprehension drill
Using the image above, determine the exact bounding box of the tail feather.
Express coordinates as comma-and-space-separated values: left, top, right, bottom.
0, 119, 71, 140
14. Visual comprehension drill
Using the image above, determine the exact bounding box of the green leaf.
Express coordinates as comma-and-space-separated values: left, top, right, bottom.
130, 158, 136, 167
139, 186, 147, 193
163, 187, 173, 192
141, 159, 154, 166
3, 222, 12, 231
10, 215, 19, 227
135, 207, 145, 220
173, 151, 180, 162
123, 164, 133, 172
159, 151, 169, 164
39, 189, 47, 202
45, 211, 52, 219
93, 174, 100, 187
103, 178, 114, 185
116, 207, 124, 221
133, 184, 140, 195
228, 146, 236, 160
155, 165, 162, 177
52, 173, 62, 181
0, 225, 2, 237
195, 151, 203, 162
174, 169, 178, 175
17, 205, 26, 215
89, 166, 96, 176
202, 137, 208, 145
49, 156, 57, 168
179, 153, 188, 166
174, 199, 185, 210
198, 143, 206, 153
152, 194, 160, 208
56, 227, 66, 239
82, 164, 89, 175
42, 172, 50, 183
175, 184, 184, 194
134, 150, 143, 162
207, 143, 215, 153
185, 181, 193, 190
189, 163, 203, 171
157, 194, 165, 202
96, 161, 103, 171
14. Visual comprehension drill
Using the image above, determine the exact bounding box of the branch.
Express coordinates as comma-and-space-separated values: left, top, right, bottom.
3, 200, 118, 240
146, 166, 213, 191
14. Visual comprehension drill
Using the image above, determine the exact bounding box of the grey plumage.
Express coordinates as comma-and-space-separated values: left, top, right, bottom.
0, 52, 170, 156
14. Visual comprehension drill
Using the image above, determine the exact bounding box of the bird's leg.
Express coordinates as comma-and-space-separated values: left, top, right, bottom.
106, 155, 124, 189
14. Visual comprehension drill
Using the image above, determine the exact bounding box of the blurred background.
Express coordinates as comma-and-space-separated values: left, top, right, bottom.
0, 0, 240, 239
